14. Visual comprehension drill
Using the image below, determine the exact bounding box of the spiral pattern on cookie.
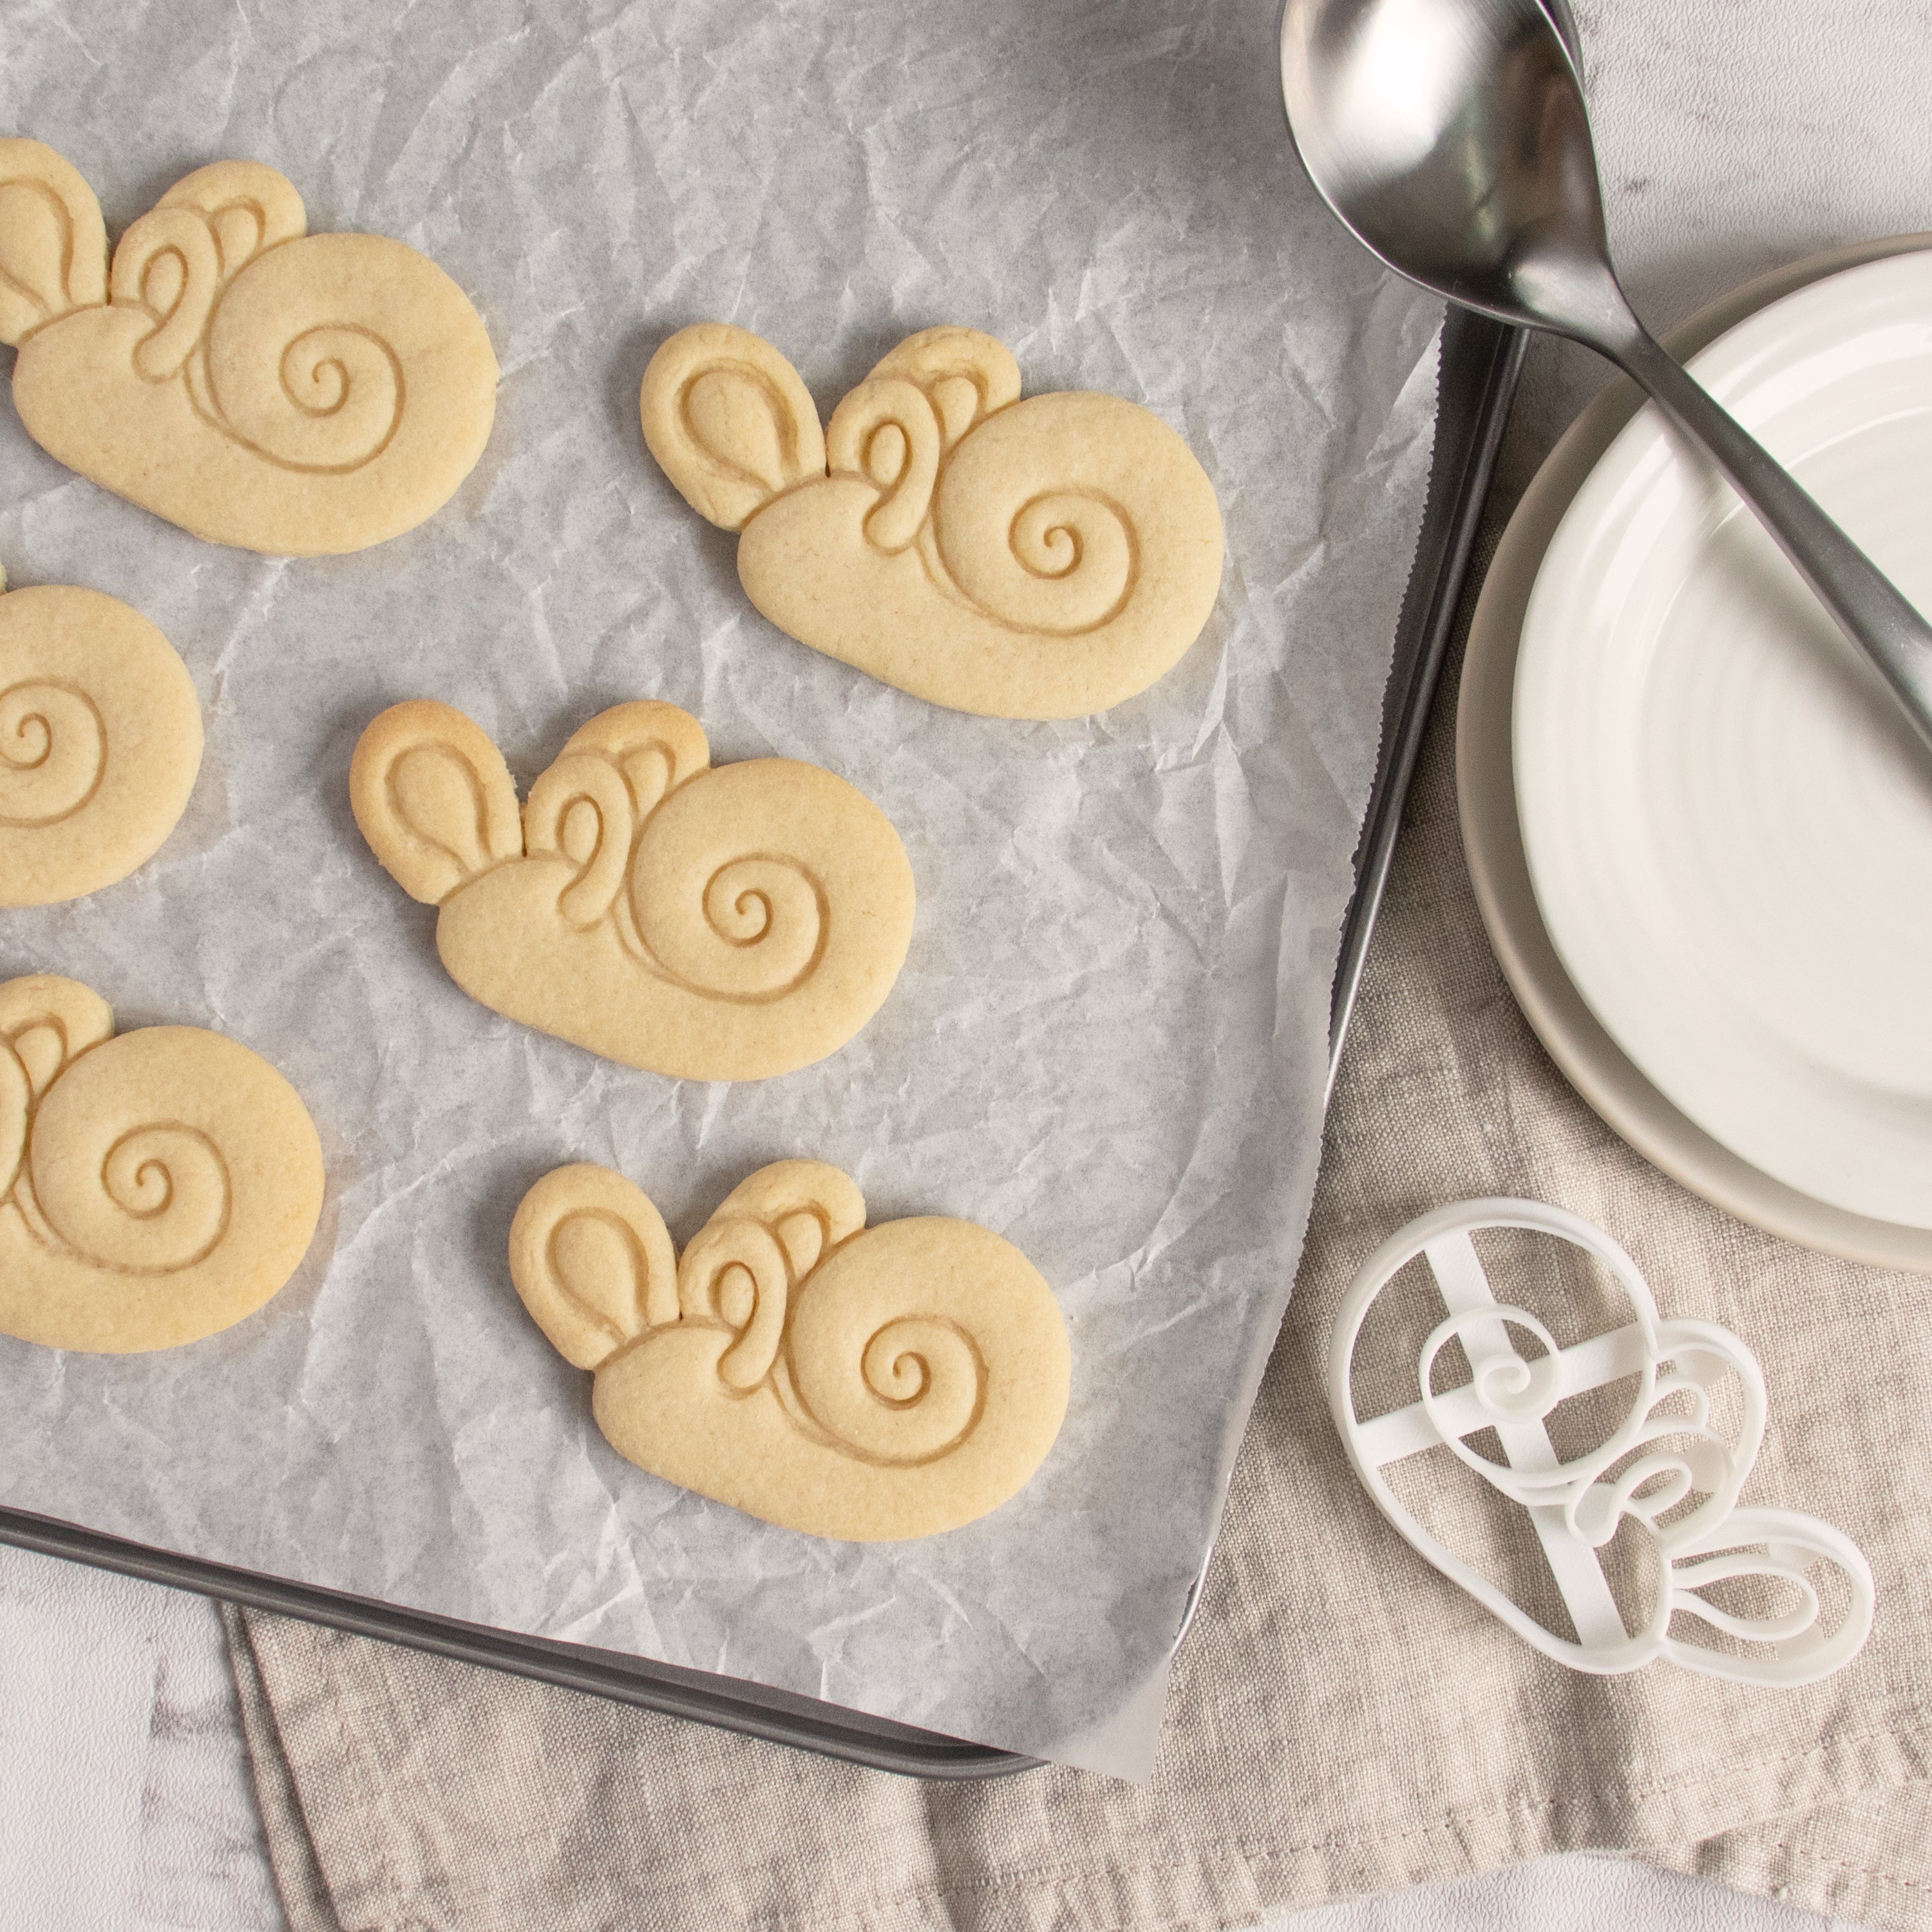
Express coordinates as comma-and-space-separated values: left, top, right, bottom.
627, 760, 843, 1002
202, 238, 406, 472
930, 393, 1155, 635
0, 681, 104, 826
22, 1027, 314, 1277
30, 1075, 229, 1275
790, 1301, 983, 1466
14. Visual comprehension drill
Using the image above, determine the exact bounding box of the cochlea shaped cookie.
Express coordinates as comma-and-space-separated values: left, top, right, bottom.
0, 974, 325, 1353
641, 323, 1224, 719
351, 698, 916, 1081
0, 139, 497, 554
510, 1159, 1071, 1540
0, 568, 202, 905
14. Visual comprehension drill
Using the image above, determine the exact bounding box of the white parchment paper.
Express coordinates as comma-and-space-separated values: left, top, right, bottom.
0, 0, 1441, 1774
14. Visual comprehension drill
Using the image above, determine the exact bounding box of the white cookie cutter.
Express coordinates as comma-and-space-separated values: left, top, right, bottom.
1329, 1198, 1874, 1685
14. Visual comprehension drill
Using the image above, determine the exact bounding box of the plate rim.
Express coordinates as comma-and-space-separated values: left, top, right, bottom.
1457, 231, 1932, 1274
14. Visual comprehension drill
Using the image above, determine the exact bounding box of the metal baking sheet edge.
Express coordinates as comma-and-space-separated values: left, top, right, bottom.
0, 307, 1524, 1781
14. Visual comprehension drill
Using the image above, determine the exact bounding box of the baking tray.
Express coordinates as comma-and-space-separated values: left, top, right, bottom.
0, 301, 1522, 1779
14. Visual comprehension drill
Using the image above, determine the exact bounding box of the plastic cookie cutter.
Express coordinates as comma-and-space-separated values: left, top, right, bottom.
1329, 1198, 1874, 1685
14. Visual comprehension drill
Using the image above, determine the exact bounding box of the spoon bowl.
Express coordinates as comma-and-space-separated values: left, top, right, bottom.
1282, 0, 1624, 342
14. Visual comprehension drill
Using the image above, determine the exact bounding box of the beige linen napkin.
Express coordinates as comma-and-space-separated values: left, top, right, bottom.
222, 497, 1932, 1926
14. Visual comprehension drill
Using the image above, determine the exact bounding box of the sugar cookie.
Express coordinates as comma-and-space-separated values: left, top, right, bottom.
351, 699, 916, 1081
0, 139, 497, 555
510, 1159, 1071, 1540
0, 569, 202, 905
0, 974, 325, 1353
641, 323, 1224, 719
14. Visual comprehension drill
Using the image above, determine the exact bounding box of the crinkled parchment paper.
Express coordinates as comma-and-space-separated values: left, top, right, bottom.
0, 0, 1439, 1775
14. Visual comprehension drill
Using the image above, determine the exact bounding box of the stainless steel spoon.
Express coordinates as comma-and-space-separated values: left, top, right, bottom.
1280, 0, 1932, 755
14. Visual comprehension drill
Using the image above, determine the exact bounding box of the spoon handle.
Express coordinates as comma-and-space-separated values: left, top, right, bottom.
1614, 327, 1932, 757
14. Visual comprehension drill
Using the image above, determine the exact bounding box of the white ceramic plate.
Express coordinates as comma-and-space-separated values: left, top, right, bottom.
1513, 252, 1932, 1229
1459, 238, 1932, 1273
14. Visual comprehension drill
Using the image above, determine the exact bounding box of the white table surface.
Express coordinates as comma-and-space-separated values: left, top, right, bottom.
3, 0, 1928, 1923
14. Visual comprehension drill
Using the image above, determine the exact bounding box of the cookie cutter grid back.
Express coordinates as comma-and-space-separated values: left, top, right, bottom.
0, 305, 1524, 1780
1332, 1200, 1874, 1685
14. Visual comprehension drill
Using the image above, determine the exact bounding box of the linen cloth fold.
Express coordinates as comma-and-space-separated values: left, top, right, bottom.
223, 547, 1932, 1926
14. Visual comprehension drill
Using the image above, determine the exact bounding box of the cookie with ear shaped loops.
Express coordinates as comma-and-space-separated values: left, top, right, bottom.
0, 138, 497, 554
641, 322, 1224, 720
0, 565, 203, 905
509, 1157, 1070, 1541
350, 697, 915, 1082
0, 972, 324, 1354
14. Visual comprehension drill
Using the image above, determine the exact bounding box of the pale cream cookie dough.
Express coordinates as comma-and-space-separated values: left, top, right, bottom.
510, 1159, 1071, 1541
0, 974, 325, 1353
640, 323, 1225, 720
0, 569, 202, 905
0, 138, 497, 555
350, 697, 916, 1081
